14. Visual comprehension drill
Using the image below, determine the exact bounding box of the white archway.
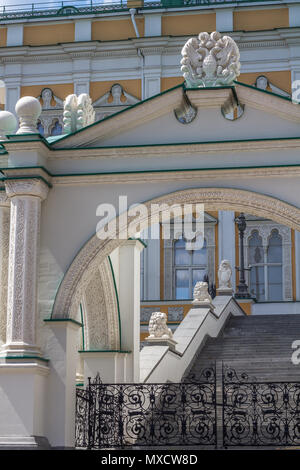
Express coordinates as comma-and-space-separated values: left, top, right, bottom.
52, 186, 300, 324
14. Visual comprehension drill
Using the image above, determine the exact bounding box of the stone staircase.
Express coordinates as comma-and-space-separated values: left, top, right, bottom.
185, 314, 300, 382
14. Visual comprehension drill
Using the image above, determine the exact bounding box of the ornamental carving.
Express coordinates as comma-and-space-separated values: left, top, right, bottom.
147, 312, 173, 340
63, 93, 95, 134
4, 179, 49, 200
218, 260, 232, 290
193, 281, 212, 303
181, 31, 240, 87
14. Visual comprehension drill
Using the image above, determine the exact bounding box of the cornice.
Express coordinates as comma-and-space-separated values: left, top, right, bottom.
0, 30, 298, 65
48, 138, 300, 158
50, 165, 300, 186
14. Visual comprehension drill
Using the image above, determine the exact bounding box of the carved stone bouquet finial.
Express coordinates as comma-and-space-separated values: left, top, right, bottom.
181, 31, 240, 88
192, 281, 215, 310
63, 93, 95, 134
217, 259, 233, 296
145, 311, 177, 350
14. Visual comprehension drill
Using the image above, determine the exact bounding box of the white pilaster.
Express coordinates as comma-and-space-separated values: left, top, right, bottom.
142, 225, 160, 300
6, 24, 23, 47
81, 351, 130, 384
45, 320, 81, 448
215, 9, 233, 32
289, 5, 300, 27
295, 230, 300, 300
5, 83, 20, 114
218, 211, 236, 290
0, 193, 10, 347
75, 20, 91, 42
144, 14, 162, 37
119, 239, 144, 382
2, 179, 49, 357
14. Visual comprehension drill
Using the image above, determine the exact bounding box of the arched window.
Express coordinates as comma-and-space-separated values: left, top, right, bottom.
174, 236, 207, 299
50, 120, 62, 136
248, 228, 283, 301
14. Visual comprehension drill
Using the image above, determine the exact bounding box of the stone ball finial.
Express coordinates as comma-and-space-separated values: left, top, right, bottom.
15, 96, 42, 134
0, 111, 17, 140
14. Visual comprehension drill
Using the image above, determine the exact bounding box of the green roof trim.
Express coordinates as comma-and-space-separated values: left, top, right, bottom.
0, 355, 49, 362
234, 80, 293, 103
128, 237, 148, 248
44, 318, 83, 327
50, 135, 300, 152
49, 82, 185, 145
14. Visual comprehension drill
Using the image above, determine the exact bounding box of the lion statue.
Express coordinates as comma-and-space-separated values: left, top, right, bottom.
148, 312, 173, 339
218, 259, 232, 289
193, 281, 212, 303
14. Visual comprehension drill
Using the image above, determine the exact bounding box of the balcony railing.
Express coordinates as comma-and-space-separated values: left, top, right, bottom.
0, 0, 283, 21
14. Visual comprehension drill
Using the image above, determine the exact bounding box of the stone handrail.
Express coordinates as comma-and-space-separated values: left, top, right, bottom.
140, 295, 246, 383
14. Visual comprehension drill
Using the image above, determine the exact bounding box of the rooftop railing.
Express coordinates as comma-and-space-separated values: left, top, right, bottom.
0, 0, 283, 20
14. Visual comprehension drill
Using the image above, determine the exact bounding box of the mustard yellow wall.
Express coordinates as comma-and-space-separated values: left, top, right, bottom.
161, 77, 184, 93
23, 23, 74, 46
0, 27, 7, 47
233, 8, 289, 32
90, 79, 142, 102
238, 302, 252, 315
92, 18, 144, 41
239, 71, 291, 94
21, 83, 74, 102
162, 13, 216, 36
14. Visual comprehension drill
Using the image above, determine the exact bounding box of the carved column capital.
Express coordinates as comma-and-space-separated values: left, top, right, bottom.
4, 178, 49, 201
0, 192, 10, 207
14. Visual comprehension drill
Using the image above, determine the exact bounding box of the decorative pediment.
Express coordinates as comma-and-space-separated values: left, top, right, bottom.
93, 84, 140, 121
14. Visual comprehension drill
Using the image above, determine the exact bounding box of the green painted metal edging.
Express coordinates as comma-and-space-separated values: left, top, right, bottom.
44, 318, 83, 327
234, 80, 293, 103
78, 349, 131, 354
53, 135, 300, 152
108, 255, 122, 350
49, 82, 185, 145
0, 0, 286, 22
2, 355, 49, 362
79, 303, 85, 351
129, 237, 148, 248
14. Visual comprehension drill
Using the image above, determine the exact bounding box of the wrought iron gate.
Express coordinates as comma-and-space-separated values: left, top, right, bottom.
75, 368, 216, 449
76, 365, 300, 449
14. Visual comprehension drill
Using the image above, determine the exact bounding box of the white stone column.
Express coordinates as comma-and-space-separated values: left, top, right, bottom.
0, 193, 10, 347
119, 239, 144, 382
295, 230, 300, 301
1, 179, 49, 357
218, 211, 236, 290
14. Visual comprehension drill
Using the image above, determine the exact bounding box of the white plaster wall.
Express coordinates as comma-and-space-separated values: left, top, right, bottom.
97, 106, 300, 147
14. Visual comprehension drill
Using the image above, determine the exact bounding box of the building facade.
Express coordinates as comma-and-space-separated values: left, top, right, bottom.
0, 0, 300, 449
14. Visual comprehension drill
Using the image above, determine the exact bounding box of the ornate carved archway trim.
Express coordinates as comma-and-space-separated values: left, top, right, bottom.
51, 187, 300, 321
